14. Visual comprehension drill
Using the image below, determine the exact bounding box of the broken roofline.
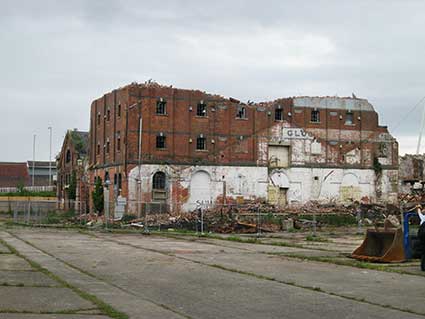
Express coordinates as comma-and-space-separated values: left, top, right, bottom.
108, 81, 375, 111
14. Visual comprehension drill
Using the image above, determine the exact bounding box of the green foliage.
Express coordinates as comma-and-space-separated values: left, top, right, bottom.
92, 177, 104, 214
41, 210, 76, 224
373, 157, 382, 175
305, 235, 329, 242
43, 211, 62, 224
263, 212, 283, 226
71, 131, 86, 154
0, 191, 56, 197
16, 182, 25, 193
67, 171, 77, 200
300, 214, 357, 226
121, 214, 137, 223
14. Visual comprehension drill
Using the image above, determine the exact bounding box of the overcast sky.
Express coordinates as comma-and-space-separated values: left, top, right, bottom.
1, 0, 424, 162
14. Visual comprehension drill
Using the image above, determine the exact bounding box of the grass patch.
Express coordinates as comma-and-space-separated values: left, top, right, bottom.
0, 191, 55, 197
300, 214, 357, 226
305, 235, 329, 242
226, 236, 259, 244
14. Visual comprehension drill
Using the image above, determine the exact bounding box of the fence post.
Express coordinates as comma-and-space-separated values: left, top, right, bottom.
201, 207, 204, 235
256, 206, 261, 238
144, 203, 150, 234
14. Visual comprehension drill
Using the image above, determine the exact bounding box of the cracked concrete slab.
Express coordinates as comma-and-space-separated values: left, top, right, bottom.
0, 315, 111, 319
0, 287, 94, 312
0, 242, 10, 253
6, 229, 423, 319
0, 254, 32, 271
0, 270, 59, 286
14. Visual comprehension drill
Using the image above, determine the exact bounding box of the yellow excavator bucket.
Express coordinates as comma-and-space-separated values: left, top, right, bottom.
352, 227, 405, 263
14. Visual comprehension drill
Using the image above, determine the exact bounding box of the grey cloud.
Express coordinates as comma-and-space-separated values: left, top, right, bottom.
1, 0, 425, 161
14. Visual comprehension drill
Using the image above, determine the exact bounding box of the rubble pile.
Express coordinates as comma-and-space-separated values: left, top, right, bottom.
72, 200, 403, 233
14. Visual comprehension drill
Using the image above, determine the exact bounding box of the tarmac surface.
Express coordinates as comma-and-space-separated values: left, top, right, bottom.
0, 227, 425, 319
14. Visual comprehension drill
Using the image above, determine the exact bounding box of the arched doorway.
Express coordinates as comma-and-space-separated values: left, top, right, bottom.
188, 171, 211, 210
340, 173, 361, 202
152, 171, 166, 203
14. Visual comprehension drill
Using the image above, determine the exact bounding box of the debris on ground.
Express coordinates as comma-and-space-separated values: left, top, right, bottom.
66, 198, 414, 234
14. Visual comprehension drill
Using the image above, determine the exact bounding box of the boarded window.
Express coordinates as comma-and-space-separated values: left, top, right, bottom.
235, 138, 248, 153
268, 145, 290, 168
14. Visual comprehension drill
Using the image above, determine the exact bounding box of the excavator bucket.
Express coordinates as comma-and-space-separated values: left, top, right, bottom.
352, 228, 405, 263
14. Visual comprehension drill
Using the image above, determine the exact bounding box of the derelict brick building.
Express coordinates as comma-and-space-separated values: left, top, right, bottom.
88, 82, 398, 214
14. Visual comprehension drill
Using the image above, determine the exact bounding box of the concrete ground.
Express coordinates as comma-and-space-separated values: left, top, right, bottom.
0, 227, 425, 319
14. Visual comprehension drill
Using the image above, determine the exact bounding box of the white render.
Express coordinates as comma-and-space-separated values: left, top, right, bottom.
128, 164, 269, 213
128, 163, 397, 213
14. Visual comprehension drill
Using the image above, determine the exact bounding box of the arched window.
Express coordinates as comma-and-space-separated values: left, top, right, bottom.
152, 172, 166, 190
66, 150, 71, 163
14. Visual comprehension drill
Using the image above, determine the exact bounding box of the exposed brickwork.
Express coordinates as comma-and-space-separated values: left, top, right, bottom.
57, 130, 89, 212
87, 82, 398, 212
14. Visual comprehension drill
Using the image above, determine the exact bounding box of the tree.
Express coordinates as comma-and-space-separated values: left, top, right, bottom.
92, 177, 104, 214
68, 171, 77, 200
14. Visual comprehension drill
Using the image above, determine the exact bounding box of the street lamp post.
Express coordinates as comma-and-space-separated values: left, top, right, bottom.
48, 127, 52, 187
32, 134, 36, 187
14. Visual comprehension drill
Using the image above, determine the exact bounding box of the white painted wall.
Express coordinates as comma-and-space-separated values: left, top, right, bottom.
127, 164, 398, 213
128, 165, 269, 213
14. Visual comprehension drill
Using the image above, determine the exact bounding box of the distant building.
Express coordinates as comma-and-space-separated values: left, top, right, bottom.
57, 129, 89, 211
87, 82, 398, 215
27, 161, 56, 187
0, 162, 30, 188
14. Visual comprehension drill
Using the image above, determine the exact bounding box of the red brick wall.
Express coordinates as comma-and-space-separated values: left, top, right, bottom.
88, 84, 398, 204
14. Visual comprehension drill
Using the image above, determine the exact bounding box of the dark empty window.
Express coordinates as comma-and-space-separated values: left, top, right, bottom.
156, 134, 166, 149
117, 132, 121, 151
106, 140, 110, 154
197, 101, 207, 116
97, 113, 101, 125
345, 112, 354, 125
107, 109, 110, 121
117, 104, 121, 117
105, 172, 110, 183
65, 150, 71, 163
97, 143, 100, 155
156, 99, 166, 115
153, 172, 166, 190
236, 106, 247, 119
311, 110, 320, 123
196, 136, 206, 150
118, 173, 122, 189
275, 108, 283, 121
